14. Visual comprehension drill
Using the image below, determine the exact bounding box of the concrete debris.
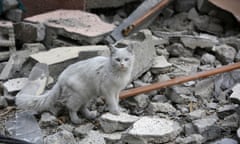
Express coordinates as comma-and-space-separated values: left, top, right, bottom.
78, 130, 105, 144
39, 112, 58, 127
24, 10, 115, 47
151, 56, 172, 74
213, 44, 237, 64
176, 134, 205, 144
3, 77, 28, 93
73, 123, 95, 138
230, 83, 240, 104
99, 112, 139, 133
122, 117, 182, 144
192, 115, 221, 141
180, 34, 219, 49
44, 130, 76, 144
1, 1, 240, 143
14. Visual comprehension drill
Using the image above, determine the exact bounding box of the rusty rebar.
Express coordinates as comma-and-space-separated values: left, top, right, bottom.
120, 62, 240, 99
122, 0, 172, 36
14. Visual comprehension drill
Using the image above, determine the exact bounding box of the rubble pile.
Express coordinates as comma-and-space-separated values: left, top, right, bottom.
1, 0, 240, 143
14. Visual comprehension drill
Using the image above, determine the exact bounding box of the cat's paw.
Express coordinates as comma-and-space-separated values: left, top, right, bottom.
109, 108, 120, 115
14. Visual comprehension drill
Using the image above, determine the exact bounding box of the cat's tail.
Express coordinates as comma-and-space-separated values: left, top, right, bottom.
15, 83, 61, 112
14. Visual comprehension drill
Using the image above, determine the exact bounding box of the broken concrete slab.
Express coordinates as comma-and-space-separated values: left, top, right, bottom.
121, 29, 156, 80
194, 78, 215, 103
166, 86, 194, 104
217, 104, 238, 119
188, 109, 206, 121
86, 0, 138, 9
44, 130, 76, 144
99, 112, 139, 133
180, 34, 219, 49
176, 134, 205, 144
122, 117, 182, 144
147, 102, 176, 114
100, 132, 122, 144
3, 77, 28, 94
29, 45, 109, 80
24, 10, 115, 47
151, 56, 172, 74
78, 130, 105, 144
230, 83, 240, 104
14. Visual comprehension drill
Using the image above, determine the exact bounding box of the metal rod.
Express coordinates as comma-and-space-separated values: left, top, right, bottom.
120, 62, 240, 99
122, 0, 172, 36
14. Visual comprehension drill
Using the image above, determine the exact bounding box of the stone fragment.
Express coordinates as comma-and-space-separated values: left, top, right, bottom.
166, 86, 193, 104
181, 34, 219, 49
101, 132, 122, 144
122, 117, 182, 144
187, 8, 199, 21
166, 43, 193, 57
211, 138, 238, 144
151, 95, 168, 103
14, 22, 45, 43
0, 96, 8, 108
25, 10, 115, 46
151, 56, 172, 74
194, 78, 214, 103
5, 9, 23, 22
213, 44, 236, 64
73, 123, 94, 138
200, 53, 216, 65
99, 112, 139, 133
175, 0, 197, 12
22, 43, 46, 51
176, 134, 204, 144
147, 102, 176, 114
78, 130, 105, 144
130, 94, 149, 109
29, 45, 109, 80
230, 83, 240, 104
39, 112, 58, 127
217, 104, 238, 119
121, 29, 156, 80
188, 109, 206, 120
220, 113, 239, 131
197, 0, 215, 14
192, 115, 221, 141
44, 130, 76, 144
184, 123, 196, 136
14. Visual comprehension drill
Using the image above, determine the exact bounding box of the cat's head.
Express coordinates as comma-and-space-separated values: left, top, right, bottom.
109, 44, 134, 71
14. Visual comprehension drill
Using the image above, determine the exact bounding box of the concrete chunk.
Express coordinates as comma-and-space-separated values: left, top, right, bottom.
44, 130, 76, 144
181, 34, 219, 49
25, 10, 115, 46
151, 56, 172, 74
230, 83, 240, 104
99, 112, 139, 133
78, 131, 105, 144
122, 117, 182, 144
5, 9, 23, 22
3, 78, 28, 93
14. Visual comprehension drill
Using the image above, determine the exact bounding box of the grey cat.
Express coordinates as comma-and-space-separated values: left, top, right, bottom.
16, 44, 134, 124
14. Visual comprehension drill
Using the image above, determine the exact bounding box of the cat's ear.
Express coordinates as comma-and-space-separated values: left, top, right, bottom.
108, 44, 117, 55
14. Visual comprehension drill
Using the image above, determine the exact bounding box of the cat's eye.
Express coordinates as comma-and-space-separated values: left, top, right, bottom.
115, 58, 121, 62
124, 58, 129, 61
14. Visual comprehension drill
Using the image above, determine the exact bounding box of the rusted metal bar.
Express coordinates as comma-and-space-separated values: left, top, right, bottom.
120, 62, 240, 99
122, 0, 172, 36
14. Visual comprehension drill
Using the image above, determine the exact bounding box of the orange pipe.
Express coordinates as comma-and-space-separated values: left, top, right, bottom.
120, 62, 240, 99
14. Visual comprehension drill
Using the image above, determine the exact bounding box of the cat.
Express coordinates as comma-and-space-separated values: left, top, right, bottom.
16, 44, 134, 124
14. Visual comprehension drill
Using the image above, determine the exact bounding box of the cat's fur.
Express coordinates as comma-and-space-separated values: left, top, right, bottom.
16, 45, 134, 124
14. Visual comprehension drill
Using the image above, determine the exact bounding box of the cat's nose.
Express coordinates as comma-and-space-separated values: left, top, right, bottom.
120, 63, 124, 68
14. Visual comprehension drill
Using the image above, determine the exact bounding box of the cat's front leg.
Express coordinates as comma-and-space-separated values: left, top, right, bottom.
105, 93, 120, 115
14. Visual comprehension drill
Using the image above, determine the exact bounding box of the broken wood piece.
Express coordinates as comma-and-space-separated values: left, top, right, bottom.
120, 62, 240, 99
